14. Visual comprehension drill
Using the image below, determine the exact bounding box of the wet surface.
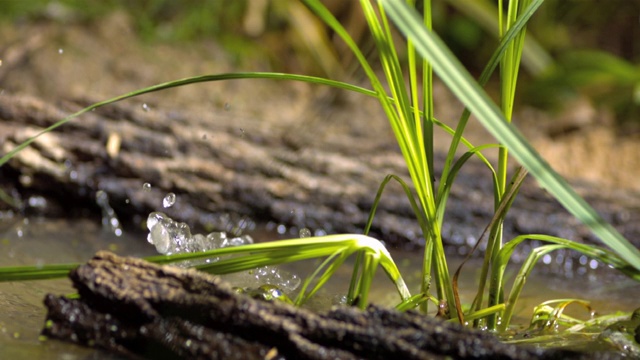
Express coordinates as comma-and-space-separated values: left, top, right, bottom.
0, 217, 156, 360
1, 217, 639, 359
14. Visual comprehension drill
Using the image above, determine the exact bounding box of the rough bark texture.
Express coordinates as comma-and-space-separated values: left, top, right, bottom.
1, 94, 639, 259
42, 251, 621, 360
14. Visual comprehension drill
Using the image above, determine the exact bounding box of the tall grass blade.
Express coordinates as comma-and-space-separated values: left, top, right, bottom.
439, 0, 542, 196
363, 174, 428, 241
380, 0, 640, 271
452, 166, 527, 326
443, 0, 552, 75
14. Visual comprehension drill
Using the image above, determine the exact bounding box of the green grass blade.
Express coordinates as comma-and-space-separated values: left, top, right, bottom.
444, 0, 552, 76
356, 0, 452, 316
353, 251, 380, 308
463, 303, 506, 323
0, 234, 410, 306
395, 293, 432, 312
435, 144, 500, 226
0, 189, 20, 209
492, 234, 640, 331
363, 174, 428, 238
0, 263, 78, 281
294, 248, 351, 305
380, 0, 640, 271
439, 0, 544, 193
499, 244, 565, 331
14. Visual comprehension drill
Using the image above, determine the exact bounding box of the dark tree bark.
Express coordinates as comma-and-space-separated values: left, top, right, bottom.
42, 251, 618, 360
1, 93, 639, 258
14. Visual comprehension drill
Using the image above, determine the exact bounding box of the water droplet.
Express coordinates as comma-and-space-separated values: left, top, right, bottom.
299, 228, 311, 238
58, 48, 63, 54
95, 190, 124, 237
314, 229, 327, 236
224, 102, 231, 111
142, 103, 150, 112
142, 182, 152, 192
149, 221, 171, 254
192, 234, 207, 251
19, 175, 32, 186
163, 192, 176, 208
28, 196, 47, 209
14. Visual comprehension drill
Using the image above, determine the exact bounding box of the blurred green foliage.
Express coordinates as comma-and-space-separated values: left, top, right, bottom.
2, 0, 638, 125
527, 50, 640, 126
524, 0, 640, 126
2, 0, 248, 41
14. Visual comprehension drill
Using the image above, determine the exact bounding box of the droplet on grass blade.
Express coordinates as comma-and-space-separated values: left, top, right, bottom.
142, 182, 151, 192
147, 215, 173, 254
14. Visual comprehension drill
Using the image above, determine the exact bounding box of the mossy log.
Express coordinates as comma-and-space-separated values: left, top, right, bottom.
42, 251, 614, 360
1, 94, 638, 257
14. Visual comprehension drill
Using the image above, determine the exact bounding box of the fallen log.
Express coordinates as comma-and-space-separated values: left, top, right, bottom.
42, 251, 617, 359
1, 93, 639, 257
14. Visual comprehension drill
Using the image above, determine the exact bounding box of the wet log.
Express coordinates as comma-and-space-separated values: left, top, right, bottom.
1, 93, 639, 257
42, 251, 615, 360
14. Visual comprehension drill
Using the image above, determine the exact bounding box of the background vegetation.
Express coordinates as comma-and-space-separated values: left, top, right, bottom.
2, 0, 639, 129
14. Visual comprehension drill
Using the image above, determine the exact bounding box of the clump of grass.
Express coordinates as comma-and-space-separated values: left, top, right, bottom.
0, 0, 639, 344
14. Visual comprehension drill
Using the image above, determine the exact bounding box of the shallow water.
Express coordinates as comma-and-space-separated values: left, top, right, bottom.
0, 217, 639, 359
0, 217, 156, 360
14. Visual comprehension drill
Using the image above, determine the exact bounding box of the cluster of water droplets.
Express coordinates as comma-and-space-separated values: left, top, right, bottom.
146, 211, 252, 255
145, 188, 300, 292
225, 265, 301, 293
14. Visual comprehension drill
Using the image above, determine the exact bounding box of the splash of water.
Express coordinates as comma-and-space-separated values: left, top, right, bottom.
146, 212, 300, 291
95, 190, 123, 237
